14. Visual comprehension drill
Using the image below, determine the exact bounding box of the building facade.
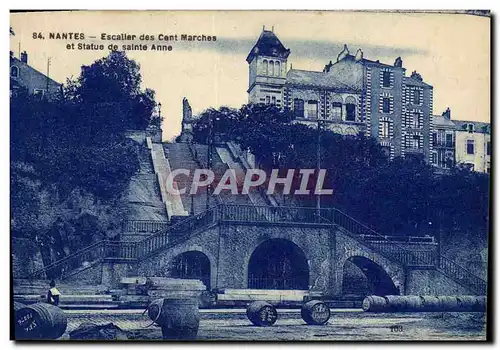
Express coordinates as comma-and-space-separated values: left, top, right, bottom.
454, 120, 491, 174
431, 108, 456, 171
247, 28, 434, 161
10, 51, 61, 100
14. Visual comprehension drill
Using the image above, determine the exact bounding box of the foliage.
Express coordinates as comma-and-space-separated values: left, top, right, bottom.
64, 51, 159, 133
11, 51, 155, 264
192, 103, 490, 242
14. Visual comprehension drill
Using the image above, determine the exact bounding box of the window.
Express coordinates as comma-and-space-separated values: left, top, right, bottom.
412, 90, 420, 104
331, 102, 342, 120
467, 123, 474, 133
265, 96, 270, 105
269, 60, 274, 76
305, 100, 318, 119
466, 140, 475, 155
345, 104, 356, 121
430, 152, 436, 164
381, 146, 391, 157
10, 65, 19, 78
487, 141, 491, 156
411, 135, 421, 149
432, 132, 437, 146
382, 71, 391, 87
275, 61, 280, 77
437, 150, 445, 167
446, 134, 453, 148
271, 96, 276, 105
33, 89, 45, 99
293, 99, 304, 118
263, 60, 268, 75
411, 113, 421, 128
382, 98, 390, 113
381, 121, 390, 138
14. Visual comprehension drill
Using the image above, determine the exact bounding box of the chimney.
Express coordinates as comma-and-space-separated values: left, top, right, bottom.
20, 51, 28, 64
355, 49, 363, 62
394, 57, 402, 67
9, 51, 13, 58
442, 107, 451, 120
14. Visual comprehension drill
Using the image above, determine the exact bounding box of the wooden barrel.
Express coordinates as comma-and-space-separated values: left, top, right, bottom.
158, 298, 200, 340
13, 301, 26, 312
147, 298, 164, 325
457, 296, 486, 312
405, 296, 423, 311
362, 296, 388, 312
301, 300, 331, 325
420, 296, 441, 311
476, 296, 487, 311
246, 301, 278, 326
15, 303, 67, 340
438, 296, 459, 311
384, 295, 407, 311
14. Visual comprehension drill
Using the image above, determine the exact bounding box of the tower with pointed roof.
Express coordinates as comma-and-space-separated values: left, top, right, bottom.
246, 26, 290, 107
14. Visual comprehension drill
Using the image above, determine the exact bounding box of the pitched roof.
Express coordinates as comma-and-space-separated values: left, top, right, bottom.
454, 120, 491, 134
10, 56, 61, 86
404, 76, 433, 88
286, 69, 362, 91
432, 115, 456, 128
286, 56, 364, 91
246, 30, 291, 63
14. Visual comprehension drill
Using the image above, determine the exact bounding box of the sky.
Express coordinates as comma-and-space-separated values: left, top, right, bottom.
10, 11, 490, 141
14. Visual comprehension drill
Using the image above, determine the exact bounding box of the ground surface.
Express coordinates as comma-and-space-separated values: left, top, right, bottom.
60, 308, 487, 341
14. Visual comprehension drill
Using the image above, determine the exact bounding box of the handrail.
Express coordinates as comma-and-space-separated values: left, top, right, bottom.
439, 255, 487, 295
27, 205, 222, 280
28, 240, 105, 279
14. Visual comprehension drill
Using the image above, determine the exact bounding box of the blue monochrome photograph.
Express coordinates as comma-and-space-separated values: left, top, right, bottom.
10, 10, 490, 341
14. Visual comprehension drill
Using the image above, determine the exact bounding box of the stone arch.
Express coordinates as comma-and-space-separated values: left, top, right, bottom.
262, 59, 268, 75
245, 238, 309, 290
163, 245, 218, 290
345, 95, 357, 105
340, 253, 401, 297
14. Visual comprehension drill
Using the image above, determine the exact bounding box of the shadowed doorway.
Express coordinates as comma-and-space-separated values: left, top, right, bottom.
247, 239, 309, 290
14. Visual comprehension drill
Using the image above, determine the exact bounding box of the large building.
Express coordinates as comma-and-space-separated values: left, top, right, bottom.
246, 28, 434, 161
10, 50, 61, 100
454, 120, 491, 174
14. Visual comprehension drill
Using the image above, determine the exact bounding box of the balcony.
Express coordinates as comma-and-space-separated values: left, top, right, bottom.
405, 147, 424, 154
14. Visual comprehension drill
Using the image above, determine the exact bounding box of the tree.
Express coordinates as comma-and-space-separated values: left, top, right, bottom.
65, 51, 159, 135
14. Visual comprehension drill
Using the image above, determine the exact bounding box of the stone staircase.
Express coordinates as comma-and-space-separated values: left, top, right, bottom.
13, 280, 117, 309
164, 142, 210, 215
149, 139, 188, 219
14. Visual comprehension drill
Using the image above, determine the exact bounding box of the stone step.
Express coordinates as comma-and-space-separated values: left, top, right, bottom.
218, 289, 311, 296
14, 294, 115, 305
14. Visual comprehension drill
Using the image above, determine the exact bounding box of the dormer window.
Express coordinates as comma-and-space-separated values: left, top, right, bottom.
10, 65, 19, 78
467, 123, 474, 133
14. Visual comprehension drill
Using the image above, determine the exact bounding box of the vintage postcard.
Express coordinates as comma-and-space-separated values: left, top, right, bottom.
10, 10, 490, 341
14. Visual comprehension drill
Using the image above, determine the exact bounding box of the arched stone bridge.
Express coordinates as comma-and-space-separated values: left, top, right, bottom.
53, 204, 485, 297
